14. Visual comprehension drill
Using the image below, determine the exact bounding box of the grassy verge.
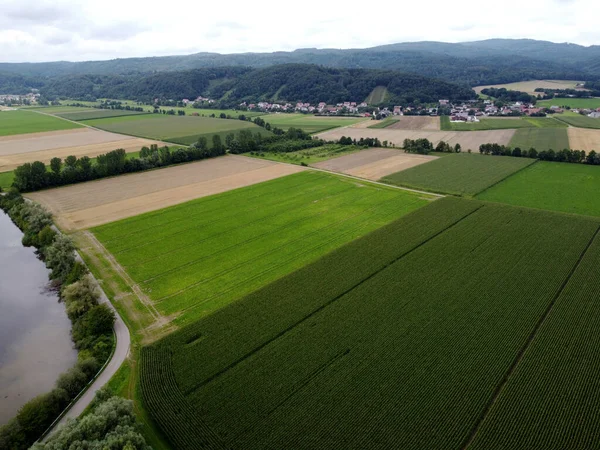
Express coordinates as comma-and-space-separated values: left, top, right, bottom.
72, 232, 173, 450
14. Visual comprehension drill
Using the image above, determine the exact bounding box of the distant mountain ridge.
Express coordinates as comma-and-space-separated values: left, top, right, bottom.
1, 39, 599, 86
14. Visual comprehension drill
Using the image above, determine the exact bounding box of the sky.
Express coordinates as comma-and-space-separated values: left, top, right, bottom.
0, 0, 597, 63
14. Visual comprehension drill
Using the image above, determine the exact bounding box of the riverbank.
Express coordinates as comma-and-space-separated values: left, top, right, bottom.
0, 192, 116, 449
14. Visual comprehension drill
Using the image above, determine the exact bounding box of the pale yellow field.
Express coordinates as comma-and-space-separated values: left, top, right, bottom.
0, 138, 164, 172
316, 128, 515, 152
0, 128, 136, 157
387, 116, 440, 130
568, 128, 600, 152
27, 155, 305, 231
475, 80, 586, 96
312, 148, 437, 180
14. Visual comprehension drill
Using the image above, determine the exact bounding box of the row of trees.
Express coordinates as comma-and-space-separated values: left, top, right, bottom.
481, 88, 537, 104
534, 87, 600, 98
0, 192, 116, 449
479, 143, 600, 164
12, 143, 226, 192
338, 136, 383, 147
403, 138, 435, 154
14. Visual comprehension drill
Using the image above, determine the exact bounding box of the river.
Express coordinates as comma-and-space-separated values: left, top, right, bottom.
0, 210, 77, 425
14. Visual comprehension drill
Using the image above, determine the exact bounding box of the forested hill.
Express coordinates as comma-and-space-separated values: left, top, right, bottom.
0, 39, 598, 86
2, 64, 477, 106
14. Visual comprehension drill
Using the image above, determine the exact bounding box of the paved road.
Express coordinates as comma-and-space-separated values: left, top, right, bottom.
45, 251, 131, 437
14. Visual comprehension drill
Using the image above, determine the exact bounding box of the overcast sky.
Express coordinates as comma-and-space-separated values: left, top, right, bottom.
0, 0, 597, 63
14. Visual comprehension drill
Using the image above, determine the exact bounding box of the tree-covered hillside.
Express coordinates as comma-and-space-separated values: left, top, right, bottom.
1, 64, 477, 106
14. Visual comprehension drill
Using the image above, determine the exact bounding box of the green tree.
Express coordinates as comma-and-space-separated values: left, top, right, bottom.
50, 157, 62, 175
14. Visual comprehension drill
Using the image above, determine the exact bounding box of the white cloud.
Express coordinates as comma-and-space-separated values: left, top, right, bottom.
0, 0, 598, 62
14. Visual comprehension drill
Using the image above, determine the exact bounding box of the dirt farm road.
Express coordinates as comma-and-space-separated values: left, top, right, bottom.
44, 245, 131, 437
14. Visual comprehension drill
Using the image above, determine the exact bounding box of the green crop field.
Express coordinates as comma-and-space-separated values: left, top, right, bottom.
381, 153, 535, 196
56, 109, 150, 121
368, 118, 400, 129
261, 114, 367, 133
251, 144, 364, 165
0, 171, 15, 190
469, 232, 600, 449
538, 98, 600, 109
477, 161, 600, 217
193, 108, 264, 119
555, 114, 600, 129
441, 116, 566, 131
0, 110, 82, 136
92, 171, 432, 327
81, 114, 271, 145
139, 198, 600, 450
508, 128, 570, 151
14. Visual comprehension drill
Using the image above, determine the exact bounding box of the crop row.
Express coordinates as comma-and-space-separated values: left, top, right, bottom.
140, 199, 600, 449
468, 229, 600, 449
139, 198, 482, 449
183, 205, 597, 448
381, 153, 535, 196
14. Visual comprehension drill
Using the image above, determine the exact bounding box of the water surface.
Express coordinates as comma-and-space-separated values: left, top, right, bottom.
0, 211, 77, 424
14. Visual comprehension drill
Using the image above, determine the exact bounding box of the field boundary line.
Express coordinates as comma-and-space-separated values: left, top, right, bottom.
461, 224, 600, 450
307, 166, 445, 198
82, 230, 168, 329
186, 204, 483, 395
473, 158, 539, 198
28, 109, 182, 147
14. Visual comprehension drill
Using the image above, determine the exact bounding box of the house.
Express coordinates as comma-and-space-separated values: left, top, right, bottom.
439, 99, 450, 106
588, 111, 600, 119
393, 106, 402, 115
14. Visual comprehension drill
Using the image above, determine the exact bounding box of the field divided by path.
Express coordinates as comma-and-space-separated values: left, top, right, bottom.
27, 155, 305, 231
0, 110, 82, 136
93, 171, 433, 327
477, 161, 600, 217
381, 153, 535, 196
140, 198, 600, 450
312, 148, 437, 180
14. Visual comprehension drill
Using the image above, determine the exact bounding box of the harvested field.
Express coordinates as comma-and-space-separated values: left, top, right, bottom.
568, 127, 600, 151
28, 155, 305, 231
0, 128, 135, 157
312, 148, 437, 180
316, 128, 515, 151
0, 137, 163, 172
386, 116, 440, 130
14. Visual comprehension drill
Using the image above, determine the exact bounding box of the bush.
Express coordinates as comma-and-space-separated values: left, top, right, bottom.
31, 392, 151, 450
63, 275, 100, 321
44, 234, 76, 282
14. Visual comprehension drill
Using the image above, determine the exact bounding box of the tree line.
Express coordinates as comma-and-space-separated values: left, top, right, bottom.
534, 88, 600, 98
481, 88, 537, 104
0, 192, 116, 449
479, 143, 600, 165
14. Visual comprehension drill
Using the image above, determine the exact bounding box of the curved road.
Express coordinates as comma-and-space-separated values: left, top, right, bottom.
46, 252, 131, 436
